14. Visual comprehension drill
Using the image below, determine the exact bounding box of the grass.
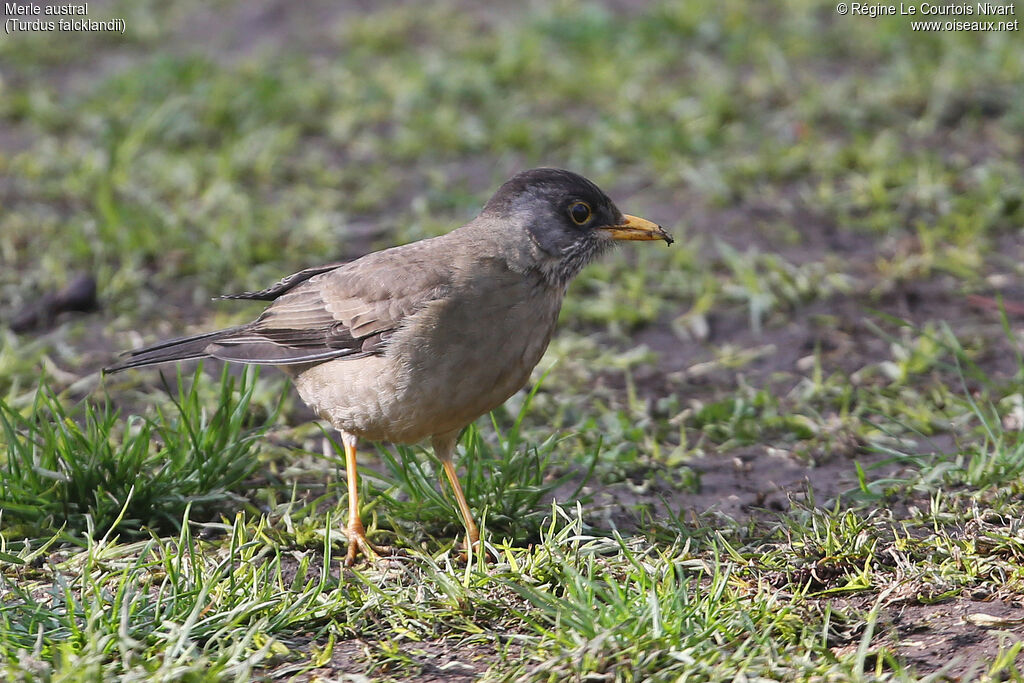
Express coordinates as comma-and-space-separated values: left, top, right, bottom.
2, 0, 1024, 679
369, 383, 598, 546
2, 330, 1024, 680
0, 365, 270, 542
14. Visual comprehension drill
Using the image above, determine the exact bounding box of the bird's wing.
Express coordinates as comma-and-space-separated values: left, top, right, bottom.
207, 238, 453, 365
217, 262, 348, 301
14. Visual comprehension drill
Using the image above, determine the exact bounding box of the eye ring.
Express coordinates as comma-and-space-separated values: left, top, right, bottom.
568, 201, 592, 225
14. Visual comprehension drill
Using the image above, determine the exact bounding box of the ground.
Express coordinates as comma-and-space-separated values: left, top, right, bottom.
1, 0, 1024, 680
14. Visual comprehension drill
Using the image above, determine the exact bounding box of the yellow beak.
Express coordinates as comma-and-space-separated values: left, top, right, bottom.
600, 214, 673, 245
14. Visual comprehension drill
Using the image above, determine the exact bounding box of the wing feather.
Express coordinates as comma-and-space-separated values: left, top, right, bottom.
207, 237, 454, 365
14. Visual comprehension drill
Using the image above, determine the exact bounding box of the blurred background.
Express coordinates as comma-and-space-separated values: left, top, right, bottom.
2, 0, 1023, 511
2, 0, 1024, 678
2, 0, 1023, 509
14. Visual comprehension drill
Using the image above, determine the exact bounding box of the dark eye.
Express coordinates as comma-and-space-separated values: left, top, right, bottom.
569, 201, 592, 225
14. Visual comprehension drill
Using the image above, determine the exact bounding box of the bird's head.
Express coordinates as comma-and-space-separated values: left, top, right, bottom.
480, 168, 672, 285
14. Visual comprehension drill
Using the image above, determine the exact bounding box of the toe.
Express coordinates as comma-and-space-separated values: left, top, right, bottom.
344, 525, 400, 566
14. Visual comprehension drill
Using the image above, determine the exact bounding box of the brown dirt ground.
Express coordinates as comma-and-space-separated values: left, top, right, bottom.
7, 1, 1024, 679
826, 593, 1024, 680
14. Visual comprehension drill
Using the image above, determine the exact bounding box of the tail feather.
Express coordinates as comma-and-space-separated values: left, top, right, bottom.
104, 326, 246, 373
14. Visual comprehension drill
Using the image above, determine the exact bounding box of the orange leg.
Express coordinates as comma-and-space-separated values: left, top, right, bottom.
440, 456, 480, 553
432, 429, 481, 558
340, 431, 389, 566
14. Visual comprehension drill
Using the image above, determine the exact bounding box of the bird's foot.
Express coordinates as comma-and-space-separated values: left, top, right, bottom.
456, 549, 488, 566
455, 536, 489, 566
344, 522, 396, 567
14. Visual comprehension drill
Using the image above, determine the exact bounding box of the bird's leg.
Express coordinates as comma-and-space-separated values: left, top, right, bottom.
442, 458, 480, 551
432, 432, 480, 555
340, 430, 388, 566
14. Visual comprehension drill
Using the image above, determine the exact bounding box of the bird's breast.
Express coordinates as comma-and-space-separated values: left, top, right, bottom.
384, 274, 563, 438
292, 272, 564, 444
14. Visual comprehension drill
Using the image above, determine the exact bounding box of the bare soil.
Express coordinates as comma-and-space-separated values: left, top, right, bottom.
7, 1, 1024, 679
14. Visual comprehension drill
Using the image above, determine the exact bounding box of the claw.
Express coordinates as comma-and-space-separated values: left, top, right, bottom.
343, 519, 395, 567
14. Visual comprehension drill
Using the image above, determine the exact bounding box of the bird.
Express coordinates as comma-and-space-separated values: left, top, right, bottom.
106, 168, 673, 565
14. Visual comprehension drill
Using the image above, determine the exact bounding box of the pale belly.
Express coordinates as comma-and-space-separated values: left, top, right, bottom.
291, 277, 563, 443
